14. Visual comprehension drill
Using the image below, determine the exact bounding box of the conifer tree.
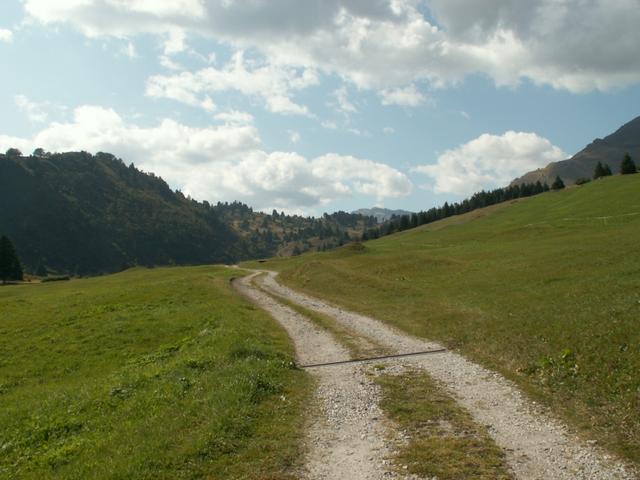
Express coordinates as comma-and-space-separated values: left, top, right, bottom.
603, 164, 612, 176
534, 180, 544, 194
551, 176, 565, 190
0, 235, 23, 283
620, 153, 637, 174
36, 261, 48, 277
593, 161, 606, 179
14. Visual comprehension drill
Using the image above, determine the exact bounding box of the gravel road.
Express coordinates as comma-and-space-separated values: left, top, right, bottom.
233, 272, 409, 480
235, 269, 637, 480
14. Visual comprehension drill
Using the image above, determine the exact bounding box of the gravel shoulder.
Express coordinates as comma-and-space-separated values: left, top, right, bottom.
256, 270, 637, 480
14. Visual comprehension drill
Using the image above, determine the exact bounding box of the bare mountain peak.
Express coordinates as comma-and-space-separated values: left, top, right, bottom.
512, 115, 640, 186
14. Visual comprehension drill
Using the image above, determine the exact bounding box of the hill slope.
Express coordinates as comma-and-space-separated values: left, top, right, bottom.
253, 175, 640, 464
512, 116, 640, 185
0, 151, 375, 275
0, 151, 243, 275
0, 266, 309, 478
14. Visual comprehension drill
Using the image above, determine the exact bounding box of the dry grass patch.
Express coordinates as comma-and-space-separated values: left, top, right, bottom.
376, 370, 513, 479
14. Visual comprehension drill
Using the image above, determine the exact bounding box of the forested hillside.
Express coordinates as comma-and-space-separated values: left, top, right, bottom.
0, 150, 375, 275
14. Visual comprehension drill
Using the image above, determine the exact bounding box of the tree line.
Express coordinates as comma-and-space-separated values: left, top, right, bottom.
361, 180, 554, 240
362, 152, 636, 242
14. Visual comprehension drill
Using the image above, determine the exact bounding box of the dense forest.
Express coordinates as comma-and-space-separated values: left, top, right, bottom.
0, 150, 376, 275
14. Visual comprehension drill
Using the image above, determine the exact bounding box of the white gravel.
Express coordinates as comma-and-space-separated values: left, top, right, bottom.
233, 273, 409, 480
256, 270, 638, 480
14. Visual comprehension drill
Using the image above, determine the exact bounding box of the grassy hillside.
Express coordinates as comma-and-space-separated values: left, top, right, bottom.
249, 175, 640, 463
0, 266, 310, 479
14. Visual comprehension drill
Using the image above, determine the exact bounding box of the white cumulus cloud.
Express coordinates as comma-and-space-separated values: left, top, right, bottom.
146, 51, 317, 116
22, 0, 640, 94
414, 131, 567, 196
0, 104, 412, 212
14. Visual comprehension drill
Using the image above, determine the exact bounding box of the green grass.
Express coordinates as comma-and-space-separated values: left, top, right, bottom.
0, 266, 311, 479
376, 370, 512, 479
245, 175, 640, 464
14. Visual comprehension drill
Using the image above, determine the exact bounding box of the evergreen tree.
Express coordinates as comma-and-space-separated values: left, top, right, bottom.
603, 164, 612, 176
534, 181, 544, 194
0, 235, 23, 283
36, 261, 48, 277
620, 153, 637, 174
593, 161, 606, 179
551, 176, 565, 190
399, 215, 411, 231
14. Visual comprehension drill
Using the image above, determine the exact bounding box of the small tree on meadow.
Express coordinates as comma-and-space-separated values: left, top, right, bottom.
0, 235, 23, 283
551, 176, 565, 190
593, 161, 606, 179
620, 153, 637, 174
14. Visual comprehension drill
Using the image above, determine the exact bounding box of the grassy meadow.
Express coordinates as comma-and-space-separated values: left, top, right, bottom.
0, 266, 310, 479
246, 175, 640, 463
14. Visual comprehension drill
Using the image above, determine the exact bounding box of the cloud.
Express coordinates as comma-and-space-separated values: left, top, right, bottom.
288, 130, 301, 144
122, 41, 137, 59
22, 0, 640, 93
15, 95, 50, 123
146, 51, 317, 116
0, 28, 13, 43
347, 128, 371, 137
0, 104, 412, 212
159, 55, 183, 70
380, 84, 427, 107
383, 127, 395, 134
331, 86, 357, 114
214, 110, 254, 125
414, 131, 566, 196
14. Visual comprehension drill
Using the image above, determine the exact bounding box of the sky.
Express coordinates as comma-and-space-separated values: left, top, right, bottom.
1, 0, 639, 216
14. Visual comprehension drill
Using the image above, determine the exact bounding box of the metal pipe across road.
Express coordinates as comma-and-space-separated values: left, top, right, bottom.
298, 348, 448, 369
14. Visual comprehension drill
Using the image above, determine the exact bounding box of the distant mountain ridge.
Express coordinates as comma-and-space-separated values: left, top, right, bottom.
512, 116, 640, 186
353, 207, 414, 223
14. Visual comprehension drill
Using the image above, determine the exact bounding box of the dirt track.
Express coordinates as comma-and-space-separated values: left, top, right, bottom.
234, 269, 636, 480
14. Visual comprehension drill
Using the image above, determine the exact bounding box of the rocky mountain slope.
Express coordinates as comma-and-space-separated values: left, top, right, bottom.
512, 116, 640, 186
352, 207, 413, 223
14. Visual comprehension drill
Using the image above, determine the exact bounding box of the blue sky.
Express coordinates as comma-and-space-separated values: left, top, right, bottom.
1, 0, 639, 215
